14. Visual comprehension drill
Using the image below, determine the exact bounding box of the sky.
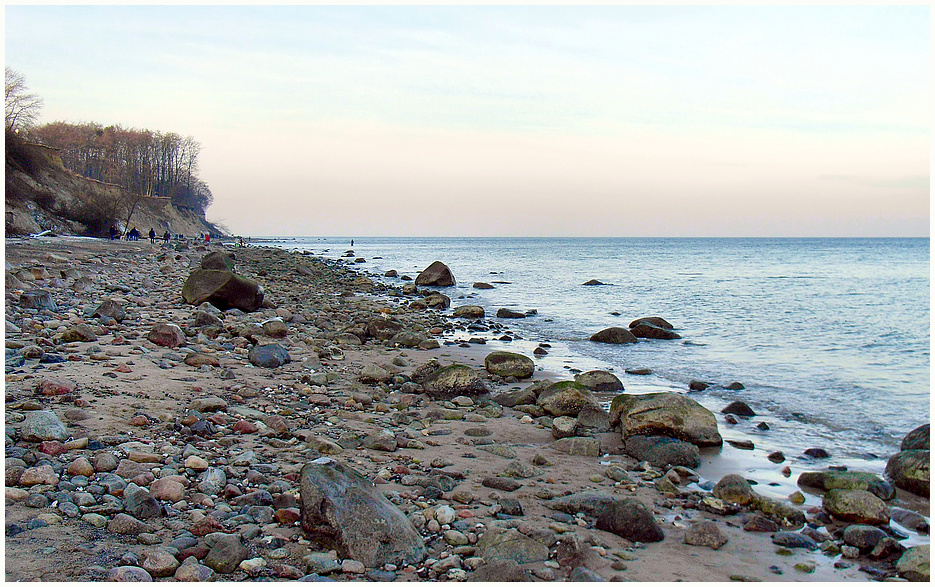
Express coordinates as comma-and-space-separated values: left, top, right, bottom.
4, 5, 931, 237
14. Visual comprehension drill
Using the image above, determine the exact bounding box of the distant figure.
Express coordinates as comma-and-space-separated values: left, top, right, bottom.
351, 239, 354, 246
163, 230, 170, 244
238, 237, 245, 247
204, 233, 211, 244
109, 225, 118, 240
128, 227, 140, 241
148, 228, 156, 243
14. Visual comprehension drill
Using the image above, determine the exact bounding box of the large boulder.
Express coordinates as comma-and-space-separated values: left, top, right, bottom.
902, 424, 930, 451
536, 381, 601, 417
797, 470, 895, 501
422, 365, 489, 400
628, 317, 674, 330
589, 327, 637, 344
822, 489, 890, 526
19, 410, 68, 442
414, 261, 455, 287
248, 344, 291, 368
574, 370, 623, 392
475, 527, 549, 564
367, 317, 403, 341
595, 498, 665, 543
182, 269, 264, 312
484, 351, 534, 379
896, 545, 930, 582
628, 317, 680, 340
610, 392, 723, 447
712, 474, 758, 506
300, 457, 426, 567
885, 449, 930, 497
200, 251, 236, 271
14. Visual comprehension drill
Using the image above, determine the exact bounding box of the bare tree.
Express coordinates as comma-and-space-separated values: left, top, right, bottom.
5, 67, 43, 132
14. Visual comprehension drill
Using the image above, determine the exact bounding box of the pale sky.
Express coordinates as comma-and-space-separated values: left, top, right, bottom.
4, 5, 931, 237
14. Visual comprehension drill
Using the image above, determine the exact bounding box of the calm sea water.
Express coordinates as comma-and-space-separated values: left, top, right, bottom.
263, 237, 929, 471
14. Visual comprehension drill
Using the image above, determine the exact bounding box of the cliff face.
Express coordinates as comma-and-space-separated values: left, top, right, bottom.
5, 134, 223, 238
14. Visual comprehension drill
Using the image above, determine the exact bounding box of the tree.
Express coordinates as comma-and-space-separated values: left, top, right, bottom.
5, 67, 43, 132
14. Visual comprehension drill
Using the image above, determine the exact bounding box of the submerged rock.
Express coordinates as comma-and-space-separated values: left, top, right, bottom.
589, 327, 637, 344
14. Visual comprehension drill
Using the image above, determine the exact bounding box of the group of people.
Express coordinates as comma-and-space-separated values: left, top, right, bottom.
109, 225, 170, 244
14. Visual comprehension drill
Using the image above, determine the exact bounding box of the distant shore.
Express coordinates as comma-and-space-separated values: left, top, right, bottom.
3, 235, 928, 582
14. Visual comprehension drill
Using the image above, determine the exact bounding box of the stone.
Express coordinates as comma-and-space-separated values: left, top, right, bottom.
797, 470, 895, 501
175, 558, 217, 581
359, 364, 392, 384
201, 250, 236, 271
67, 457, 95, 477
537, 381, 600, 417
574, 370, 623, 392
595, 498, 665, 543
482, 477, 522, 492
475, 527, 549, 564
150, 478, 186, 502
496, 308, 526, 319
885, 449, 930, 497
249, 343, 291, 368
19, 290, 56, 311
842, 525, 888, 550
19, 464, 58, 487
190, 396, 227, 412
551, 416, 579, 439
414, 261, 455, 287
106, 566, 153, 581
471, 560, 532, 581
577, 404, 612, 432
712, 474, 758, 506
141, 548, 181, 577
822, 489, 890, 525
610, 392, 722, 447
629, 316, 674, 330
901, 424, 930, 451
453, 305, 485, 319
204, 534, 249, 574
92, 299, 126, 322
629, 319, 681, 340
624, 435, 701, 470
896, 545, 929, 582
484, 351, 535, 379
684, 520, 728, 549
182, 269, 264, 312
124, 484, 160, 519
366, 317, 403, 340
551, 437, 601, 456
300, 457, 426, 567
61, 324, 98, 343
589, 327, 637, 344
422, 364, 488, 400
721, 401, 755, 417
38, 377, 77, 396
19, 410, 68, 441
108, 513, 148, 535
771, 532, 818, 550
147, 323, 186, 348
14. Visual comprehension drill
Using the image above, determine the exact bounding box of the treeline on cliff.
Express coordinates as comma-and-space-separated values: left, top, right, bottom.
30, 122, 213, 214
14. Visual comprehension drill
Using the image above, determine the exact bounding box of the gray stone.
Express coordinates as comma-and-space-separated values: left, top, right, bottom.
140, 548, 181, 577
797, 470, 895, 501
574, 370, 623, 392
885, 449, 930, 497
595, 498, 664, 543
842, 525, 888, 550
896, 545, 929, 582
471, 560, 532, 581
901, 424, 930, 451
124, 483, 160, 519
610, 392, 722, 447
624, 435, 701, 470
822, 489, 890, 525
106, 566, 153, 581
537, 381, 600, 417
771, 532, 817, 550
684, 520, 728, 549
249, 343, 291, 368
19, 410, 68, 442
484, 351, 535, 379
589, 327, 637, 344
712, 474, 758, 506
300, 457, 426, 567
475, 527, 549, 564
204, 534, 248, 574
174, 558, 217, 581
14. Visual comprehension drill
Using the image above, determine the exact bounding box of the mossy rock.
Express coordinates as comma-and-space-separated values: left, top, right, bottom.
822, 489, 890, 526
484, 351, 535, 379
610, 392, 722, 447
797, 470, 895, 501
423, 364, 488, 400
885, 449, 930, 497
536, 381, 600, 417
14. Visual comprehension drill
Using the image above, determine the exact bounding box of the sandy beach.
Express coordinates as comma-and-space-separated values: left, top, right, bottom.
3, 235, 928, 582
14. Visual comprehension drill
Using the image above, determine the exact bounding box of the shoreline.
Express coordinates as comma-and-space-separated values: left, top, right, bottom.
4, 235, 929, 581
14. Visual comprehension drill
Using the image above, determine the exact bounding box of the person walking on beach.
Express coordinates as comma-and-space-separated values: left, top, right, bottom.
148, 228, 156, 243
204, 233, 211, 244
109, 225, 118, 240
163, 230, 170, 244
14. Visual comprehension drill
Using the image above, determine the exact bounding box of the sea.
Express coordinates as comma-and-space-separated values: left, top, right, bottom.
260, 236, 929, 524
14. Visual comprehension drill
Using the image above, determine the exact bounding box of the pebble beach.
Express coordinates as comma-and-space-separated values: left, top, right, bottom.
3, 235, 929, 582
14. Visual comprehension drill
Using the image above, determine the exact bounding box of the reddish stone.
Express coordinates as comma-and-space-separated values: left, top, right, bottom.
38, 441, 66, 456
175, 545, 210, 562
113, 364, 132, 373
283, 473, 299, 482
68, 355, 83, 362
263, 415, 290, 434
457, 509, 475, 519
74, 398, 91, 407
129, 415, 149, 426
131, 472, 155, 486
232, 420, 257, 434
223, 484, 243, 499
393, 466, 411, 475
271, 564, 304, 580
274, 508, 301, 525
38, 378, 76, 396
189, 516, 225, 536
147, 323, 186, 348
207, 413, 228, 426
180, 414, 198, 426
